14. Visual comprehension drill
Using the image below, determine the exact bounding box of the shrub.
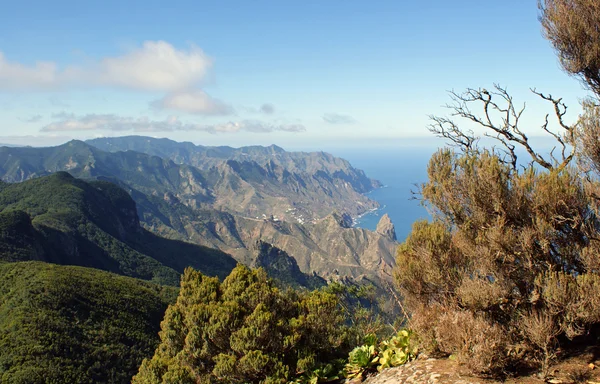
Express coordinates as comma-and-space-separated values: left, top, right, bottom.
395, 76, 600, 376
395, 146, 600, 376
132, 265, 353, 384
434, 310, 511, 376
343, 330, 417, 379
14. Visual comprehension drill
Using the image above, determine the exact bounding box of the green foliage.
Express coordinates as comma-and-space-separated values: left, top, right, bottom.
0, 172, 236, 285
343, 330, 417, 379
133, 265, 353, 384
290, 360, 345, 384
377, 330, 417, 371
344, 345, 378, 379
253, 241, 326, 290
323, 281, 394, 345
0, 261, 177, 384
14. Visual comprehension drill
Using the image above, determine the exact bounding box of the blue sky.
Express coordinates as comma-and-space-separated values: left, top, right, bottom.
0, 0, 590, 149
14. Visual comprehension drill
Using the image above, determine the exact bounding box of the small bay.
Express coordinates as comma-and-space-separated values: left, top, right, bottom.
330, 146, 436, 242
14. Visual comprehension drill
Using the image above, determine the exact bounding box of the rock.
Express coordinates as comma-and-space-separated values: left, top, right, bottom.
326, 211, 353, 228
252, 240, 326, 289
376, 214, 397, 241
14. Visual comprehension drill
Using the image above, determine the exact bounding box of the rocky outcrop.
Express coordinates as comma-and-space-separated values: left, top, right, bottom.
376, 214, 397, 241
159, 206, 398, 288
327, 211, 353, 228
359, 358, 489, 384
252, 240, 326, 289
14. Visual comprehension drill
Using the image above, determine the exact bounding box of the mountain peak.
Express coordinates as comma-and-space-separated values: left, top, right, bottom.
324, 211, 353, 228
376, 213, 397, 241
65, 139, 89, 146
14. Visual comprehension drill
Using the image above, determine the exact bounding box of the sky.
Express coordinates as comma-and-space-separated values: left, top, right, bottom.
0, 0, 591, 150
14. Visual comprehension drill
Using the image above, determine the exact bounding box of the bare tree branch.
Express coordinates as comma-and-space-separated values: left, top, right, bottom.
428, 84, 575, 171
427, 115, 479, 153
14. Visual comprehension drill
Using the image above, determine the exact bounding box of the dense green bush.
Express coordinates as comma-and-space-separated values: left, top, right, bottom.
0, 261, 177, 384
133, 265, 353, 384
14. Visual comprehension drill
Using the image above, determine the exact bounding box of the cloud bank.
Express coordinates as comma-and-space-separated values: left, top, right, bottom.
151, 90, 233, 115
41, 114, 305, 134
322, 113, 356, 124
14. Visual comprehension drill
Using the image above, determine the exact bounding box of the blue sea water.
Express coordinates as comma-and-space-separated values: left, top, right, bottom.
329, 146, 437, 242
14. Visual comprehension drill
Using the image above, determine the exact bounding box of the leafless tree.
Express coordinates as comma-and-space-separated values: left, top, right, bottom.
428, 84, 575, 171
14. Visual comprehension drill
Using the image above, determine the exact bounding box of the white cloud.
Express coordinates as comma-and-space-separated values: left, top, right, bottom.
51, 111, 76, 119
41, 114, 306, 134
210, 120, 305, 133
42, 114, 132, 132
95, 41, 211, 91
151, 89, 233, 115
0, 52, 60, 90
20, 114, 43, 123
322, 113, 356, 124
0, 41, 212, 91
260, 103, 275, 114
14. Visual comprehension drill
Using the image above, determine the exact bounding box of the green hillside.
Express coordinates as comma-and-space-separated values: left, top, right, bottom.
0, 261, 178, 384
0, 172, 236, 285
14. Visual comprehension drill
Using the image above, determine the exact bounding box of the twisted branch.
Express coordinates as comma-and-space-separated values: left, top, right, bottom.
428, 84, 575, 171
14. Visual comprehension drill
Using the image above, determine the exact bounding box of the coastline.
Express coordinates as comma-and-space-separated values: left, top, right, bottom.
352, 207, 380, 227
352, 184, 389, 228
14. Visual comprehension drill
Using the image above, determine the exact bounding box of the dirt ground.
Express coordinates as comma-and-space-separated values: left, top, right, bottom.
357, 348, 600, 384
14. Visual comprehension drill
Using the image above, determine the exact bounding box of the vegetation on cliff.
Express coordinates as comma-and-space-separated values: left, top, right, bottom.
0, 172, 236, 285
0, 261, 177, 383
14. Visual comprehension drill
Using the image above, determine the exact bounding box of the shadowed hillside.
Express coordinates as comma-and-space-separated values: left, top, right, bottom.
0, 172, 236, 285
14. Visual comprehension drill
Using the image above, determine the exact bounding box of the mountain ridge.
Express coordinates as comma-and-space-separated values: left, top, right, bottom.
0, 137, 397, 289
86, 136, 382, 220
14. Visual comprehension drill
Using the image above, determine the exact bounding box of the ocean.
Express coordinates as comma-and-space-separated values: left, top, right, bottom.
329, 146, 437, 242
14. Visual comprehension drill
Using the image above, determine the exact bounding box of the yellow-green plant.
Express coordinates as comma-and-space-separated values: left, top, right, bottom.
344, 345, 379, 379
343, 330, 417, 379
377, 330, 417, 371
290, 360, 345, 384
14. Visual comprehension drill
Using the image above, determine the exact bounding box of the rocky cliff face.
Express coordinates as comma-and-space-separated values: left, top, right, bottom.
376, 213, 397, 241
176, 210, 399, 287
87, 136, 381, 191
87, 136, 381, 222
